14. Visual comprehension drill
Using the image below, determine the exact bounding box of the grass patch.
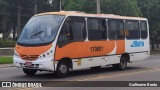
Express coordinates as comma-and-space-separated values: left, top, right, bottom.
0, 57, 13, 64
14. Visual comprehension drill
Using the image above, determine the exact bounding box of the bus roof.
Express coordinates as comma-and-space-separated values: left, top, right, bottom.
35, 11, 147, 21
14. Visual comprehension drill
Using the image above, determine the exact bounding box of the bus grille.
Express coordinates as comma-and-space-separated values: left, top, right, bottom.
20, 55, 39, 60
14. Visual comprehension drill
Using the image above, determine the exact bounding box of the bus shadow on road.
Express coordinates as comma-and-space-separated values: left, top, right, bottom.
68, 66, 147, 77
18, 66, 147, 80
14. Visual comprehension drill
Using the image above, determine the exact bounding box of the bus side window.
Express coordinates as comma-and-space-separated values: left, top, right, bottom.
140, 21, 148, 39
65, 20, 73, 40
58, 17, 86, 43
108, 19, 124, 40
108, 20, 117, 40
88, 18, 107, 41
125, 20, 140, 39
117, 20, 125, 39
72, 22, 85, 41
58, 20, 70, 42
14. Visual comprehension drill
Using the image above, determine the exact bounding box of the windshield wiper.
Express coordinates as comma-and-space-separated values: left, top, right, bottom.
30, 31, 45, 43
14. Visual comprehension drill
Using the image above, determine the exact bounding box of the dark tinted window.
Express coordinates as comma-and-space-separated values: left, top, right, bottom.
125, 21, 140, 39
87, 18, 107, 40
59, 16, 86, 42
140, 21, 148, 39
108, 19, 124, 40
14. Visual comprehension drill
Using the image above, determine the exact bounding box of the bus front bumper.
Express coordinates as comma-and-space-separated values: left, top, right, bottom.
13, 56, 55, 71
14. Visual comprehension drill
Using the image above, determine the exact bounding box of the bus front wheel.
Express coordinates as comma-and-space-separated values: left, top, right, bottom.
23, 68, 37, 75
112, 56, 127, 70
55, 61, 69, 78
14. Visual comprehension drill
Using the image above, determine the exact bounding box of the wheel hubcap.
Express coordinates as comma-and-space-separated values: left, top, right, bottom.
59, 65, 67, 73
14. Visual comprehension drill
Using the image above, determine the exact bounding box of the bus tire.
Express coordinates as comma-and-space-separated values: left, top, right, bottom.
90, 66, 101, 70
23, 68, 37, 75
55, 61, 69, 78
112, 56, 127, 70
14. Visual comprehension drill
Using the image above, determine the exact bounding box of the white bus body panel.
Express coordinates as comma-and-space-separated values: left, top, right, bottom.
125, 38, 150, 62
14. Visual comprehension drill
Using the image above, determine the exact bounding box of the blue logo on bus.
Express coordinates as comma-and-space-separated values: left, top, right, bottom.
131, 41, 144, 47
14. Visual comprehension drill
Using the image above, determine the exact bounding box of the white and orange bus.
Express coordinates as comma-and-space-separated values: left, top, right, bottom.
13, 11, 150, 77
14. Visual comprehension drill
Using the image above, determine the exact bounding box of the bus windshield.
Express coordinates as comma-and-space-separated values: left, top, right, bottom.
17, 15, 64, 45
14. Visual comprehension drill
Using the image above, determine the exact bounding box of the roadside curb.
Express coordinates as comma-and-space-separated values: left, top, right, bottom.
0, 64, 15, 68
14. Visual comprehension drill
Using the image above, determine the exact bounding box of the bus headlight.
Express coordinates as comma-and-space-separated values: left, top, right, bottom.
39, 50, 53, 59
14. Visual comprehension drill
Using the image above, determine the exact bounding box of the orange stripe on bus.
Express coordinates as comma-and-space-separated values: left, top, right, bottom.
55, 40, 125, 60
115, 40, 125, 54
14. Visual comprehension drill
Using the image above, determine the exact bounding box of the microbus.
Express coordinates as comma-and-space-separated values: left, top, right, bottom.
13, 11, 150, 78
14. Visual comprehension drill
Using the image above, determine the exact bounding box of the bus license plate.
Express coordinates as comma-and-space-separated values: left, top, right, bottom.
25, 62, 32, 66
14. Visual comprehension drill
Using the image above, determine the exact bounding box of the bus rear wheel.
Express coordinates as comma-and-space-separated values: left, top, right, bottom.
23, 68, 37, 75
112, 56, 127, 70
55, 61, 69, 78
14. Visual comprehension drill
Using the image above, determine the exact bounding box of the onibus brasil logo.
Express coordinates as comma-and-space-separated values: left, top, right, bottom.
131, 41, 144, 47
1, 82, 42, 87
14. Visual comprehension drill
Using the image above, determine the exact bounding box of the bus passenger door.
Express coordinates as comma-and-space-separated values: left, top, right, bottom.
56, 16, 87, 60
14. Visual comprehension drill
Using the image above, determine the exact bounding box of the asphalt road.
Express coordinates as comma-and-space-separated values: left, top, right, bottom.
1, 54, 160, 90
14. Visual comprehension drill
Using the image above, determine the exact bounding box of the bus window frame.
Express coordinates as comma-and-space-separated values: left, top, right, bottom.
140, 20, 148, 39
87, 17, 107, 41
107, 19, 125, 40
125, 20, 140, 40
106, 19, 109, 40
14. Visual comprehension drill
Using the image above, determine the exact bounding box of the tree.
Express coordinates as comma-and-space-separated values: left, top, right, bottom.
101, 0, 142, 16
137, 0, 160, 50
0, 0, 7, 40
62, 0, 96, 13
0, 0, 55, 40
62, 0, 142, 16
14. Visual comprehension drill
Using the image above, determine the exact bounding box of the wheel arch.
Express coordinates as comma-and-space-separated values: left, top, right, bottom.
121, 53, 130, 62
57, 57, 73, 69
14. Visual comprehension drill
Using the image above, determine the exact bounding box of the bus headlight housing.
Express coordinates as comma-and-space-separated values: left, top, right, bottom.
39, 50, 53, 59
14, 52, 19, 58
